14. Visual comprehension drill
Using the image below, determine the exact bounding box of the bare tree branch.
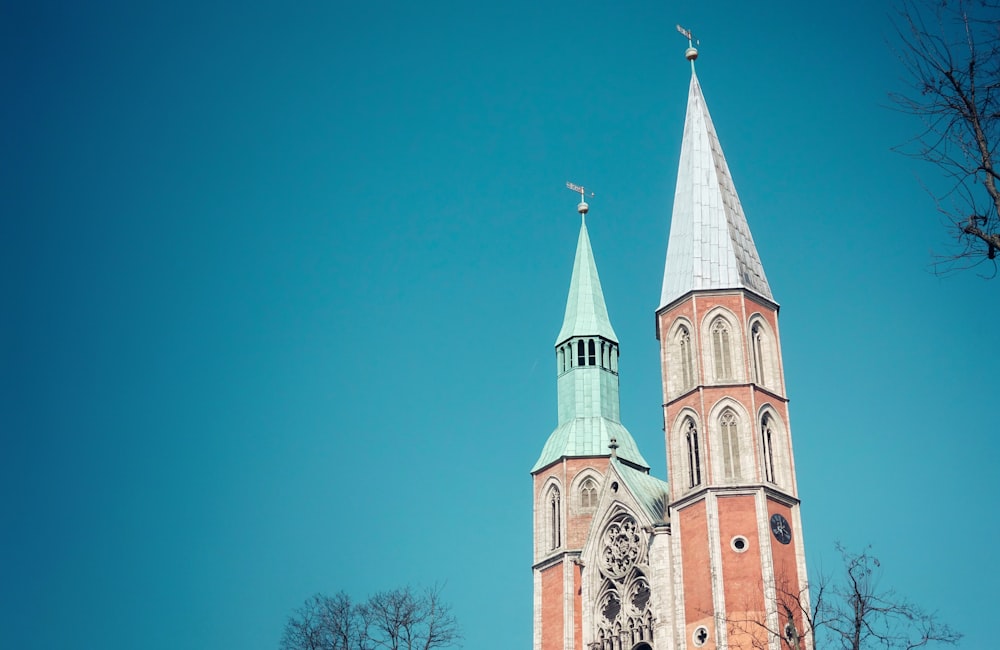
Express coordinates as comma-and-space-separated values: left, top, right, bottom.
722, 545, 960, 650
281, 586, 460, 650
890, 0, 1000, 275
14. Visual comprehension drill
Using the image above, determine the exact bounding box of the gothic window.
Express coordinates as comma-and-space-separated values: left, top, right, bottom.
588, 339, 597, 366
577, 340, 585, 367
580, 477, 598, 509
720, 408, 742, 479
594, 566, 653, 650
558, 347, 565, 373
684, 418, 702, 488
677, 326, 694, 390
711, 318, 733, 381
547, 486, 561, 550
751, 322, 766, 387
761, 414, 776, 484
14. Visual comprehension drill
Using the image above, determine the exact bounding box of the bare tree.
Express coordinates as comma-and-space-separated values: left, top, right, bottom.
890, 0, 1000, 274
726, 545, 960, 650
281, 586, 460, 650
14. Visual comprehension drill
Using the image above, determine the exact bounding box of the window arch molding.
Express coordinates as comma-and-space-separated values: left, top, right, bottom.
707, 397, 752, 483
571, 468, 604, 512
665, 317, 698, 397
699, 307, 745, 384
669, 408, 703, 495
756, 404, 790, 488
747, 313, 781, 391
538, 477, 564, 553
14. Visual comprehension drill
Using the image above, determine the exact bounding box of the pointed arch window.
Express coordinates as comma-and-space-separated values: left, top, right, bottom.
751, 322, 766, 387
677, 326, 694, 390
685, 418, 702, 488
761, 414, 776, 484
711, 318, 733, 381
548, 486, 562, 550
577, 340, 585, 367
580, 477, 598, 508
720, 409, 742, 479
588, 339, 597, 366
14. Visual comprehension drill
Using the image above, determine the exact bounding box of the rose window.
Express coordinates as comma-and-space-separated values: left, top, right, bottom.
600, 514, 642, 578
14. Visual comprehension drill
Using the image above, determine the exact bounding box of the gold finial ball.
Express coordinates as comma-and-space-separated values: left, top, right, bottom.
685, 46, 698, 61
577, 201, 589, 215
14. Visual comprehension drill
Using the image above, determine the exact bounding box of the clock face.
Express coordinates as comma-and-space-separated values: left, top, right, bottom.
770, 513, 792, 545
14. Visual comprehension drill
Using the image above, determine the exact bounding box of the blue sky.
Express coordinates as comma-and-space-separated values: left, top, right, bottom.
3, 1, 997, 649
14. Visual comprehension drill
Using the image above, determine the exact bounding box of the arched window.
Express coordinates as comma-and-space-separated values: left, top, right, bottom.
685, 418, 702, 487
720, 409, 741, 479
588, 339, 597, 366
678, 326, 694, 390
761, 414, 776, 484
711, 318, 733, 380
558, 347, 565, 373
548, 486, 561, 550
577, 340, 585, 367
580, 477, 597, 508
751, 322, 766, 387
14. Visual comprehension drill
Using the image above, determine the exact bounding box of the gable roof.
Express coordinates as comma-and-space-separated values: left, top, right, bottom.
613, 460, 670, 525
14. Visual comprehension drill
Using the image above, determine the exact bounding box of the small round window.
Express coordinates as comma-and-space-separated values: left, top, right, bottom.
731, 535, 749, 553
693, 625, 709, 647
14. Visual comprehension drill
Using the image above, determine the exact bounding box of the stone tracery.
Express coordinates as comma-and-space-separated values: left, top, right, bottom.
594, 512, 653, 650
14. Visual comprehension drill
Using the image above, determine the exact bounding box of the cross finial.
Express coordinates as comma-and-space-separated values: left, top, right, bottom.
566, 182, 594, 221
676, 24, 699, 68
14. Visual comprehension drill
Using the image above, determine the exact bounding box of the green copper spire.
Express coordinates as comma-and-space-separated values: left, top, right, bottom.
555, 218, 618, 346
533, 208, 648, 473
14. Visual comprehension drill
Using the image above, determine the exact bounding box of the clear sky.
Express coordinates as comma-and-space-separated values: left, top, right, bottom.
3, 1, 997, 649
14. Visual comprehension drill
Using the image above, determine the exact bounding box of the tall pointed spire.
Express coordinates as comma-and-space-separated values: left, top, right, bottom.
660, 67, 773, 309
556, 217, 618, 346
532, 194, 648, 472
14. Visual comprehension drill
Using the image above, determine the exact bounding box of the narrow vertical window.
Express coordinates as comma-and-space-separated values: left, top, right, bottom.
720, 409, 741, 479
711, 318, 733, 380
685, 418, 701, 487
588, 339, 596, 366
751, 322, 766, 387
577, 340, 585, 367
559, 347, 565, 373
762, 415, 776, 483
548, 487, 561, 549
678, 326, 694, 389
580, 477, 597, 508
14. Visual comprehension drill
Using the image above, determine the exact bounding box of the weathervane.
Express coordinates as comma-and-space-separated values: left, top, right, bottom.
676, 24, 699, 65
566, 181, 594, 218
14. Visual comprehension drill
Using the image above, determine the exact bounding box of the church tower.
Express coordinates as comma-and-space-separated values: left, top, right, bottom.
657, 45, 809, 650
532, 193, 659, 650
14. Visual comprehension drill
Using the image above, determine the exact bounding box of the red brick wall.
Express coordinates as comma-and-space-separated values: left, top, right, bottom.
540, 564, 563, 650
718, 495, 767, 650
768, 500, 805, 643
679, 498, 716, 650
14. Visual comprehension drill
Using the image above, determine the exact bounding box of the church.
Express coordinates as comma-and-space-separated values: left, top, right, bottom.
532, 44, 809, 650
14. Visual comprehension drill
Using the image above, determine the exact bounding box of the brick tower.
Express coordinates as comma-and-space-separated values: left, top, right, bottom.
532, 195, 665, 650
657, 47, 809, 650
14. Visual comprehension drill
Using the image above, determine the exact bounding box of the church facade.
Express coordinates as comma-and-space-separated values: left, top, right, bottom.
532, 52, 810, 650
